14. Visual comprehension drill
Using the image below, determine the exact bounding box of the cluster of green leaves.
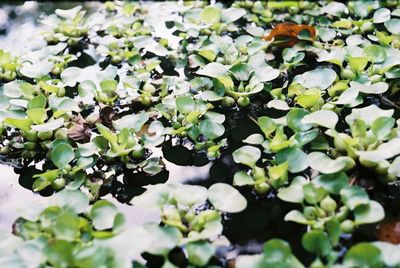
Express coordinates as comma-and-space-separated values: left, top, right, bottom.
0, 185, 247, 268
1, 0, 400, 267
42, 6, 88, 46
236, 238, 400, 268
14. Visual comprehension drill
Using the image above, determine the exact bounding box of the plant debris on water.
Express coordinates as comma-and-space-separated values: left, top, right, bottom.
0, 0, 400, 267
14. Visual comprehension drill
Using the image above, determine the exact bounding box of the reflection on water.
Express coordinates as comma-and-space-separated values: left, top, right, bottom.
0, 160, 211, 230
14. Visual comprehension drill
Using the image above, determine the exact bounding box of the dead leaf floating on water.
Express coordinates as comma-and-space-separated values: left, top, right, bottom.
263, 22, 316, 46
377, 219, 400, 244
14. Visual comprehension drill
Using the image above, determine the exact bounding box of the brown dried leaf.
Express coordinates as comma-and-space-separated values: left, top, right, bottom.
263, 22, 316, 46
377, 219, 400, 244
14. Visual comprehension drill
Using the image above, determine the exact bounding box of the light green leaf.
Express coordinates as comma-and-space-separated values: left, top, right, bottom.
208, 183, 247, 213
113, 113, 149, 132
221, 7, 246, 22
90, 200, 118, 230
284, 210, 310, 225
308, 152, 355, 174
31, 118, 64, 132
293, 69, 337, 90
340, 186, 369, 210
196, 63, 228, 78
354, 201, 385, 225
344, 243, 383, 268
313, 172, 348, 194
275, 148, 309, 173
364, 45, 387, 63
51, 143, 75, 169
233, 171, 255, 186
198, 120, 225, 140
233, 146, 261, 168
350, 81, 388, 94
345, 105, 394, 126
385, 19, 400, 34
201, 6, 221, 24
302, 230, 332, 256
186, 241, 215, 267
373, 8, 391, 23
301, 110, 338, 129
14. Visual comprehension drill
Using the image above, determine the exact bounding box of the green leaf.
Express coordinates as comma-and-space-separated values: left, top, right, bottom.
51, 143, 75, 169
301, 110, 338, 129
373, 8, 391, 23
201, 6, 221, 24
198, 119, 225, 140
284, 210, 310, 225
4, 118, 33, 132
261, 239, 304, 268
233, 171, 255, 186
287, 108, 312, 132
32, 178, 52, 192
308, 152, 355, 174
385, 19, 400, 34
340, 186, 369, 210
186, 241, 215, 266
27, 109, 48, 125
257, 116, 277, 137
55, 6, 81, 18
54, 211, 80, 241
371, 117, 395, 140
345, 105, 394, 126
31, 118, 64, 132
90, 200, 118, 230
313, 172, 348, 194
27, 94, 47, 110
44, 240, 74, 267
208, 183, 247, 213
268, 162, 289, 189
317, 27, 336, 42
278, 176, 307, 203
113, 113, 149, 132
293, 68, 337, 90
321, 2, 346, 16
54, 189, 90, 214
198, 49, 217, 62
96, 123, 117, 145
364, 45, 387, 63
100, 80, 118, 93
221, 7, 246, 22
172, 184, 208, 206
230, 63, 251, 81
176, 96, 196, 114
302, 230, 332, 256
303, 183, 327, 204
267, 100, 290, 110
373, 242, 400, 267
354, 201, 385, 225
20, 60, 53, 79
232, 146, 261, 168
344, 243, 383, 268
145, 225, 181, 256
196, 62, 228, 78
349, 57, 368, 72
276, 148, 309, 173
351, 81, 388, 94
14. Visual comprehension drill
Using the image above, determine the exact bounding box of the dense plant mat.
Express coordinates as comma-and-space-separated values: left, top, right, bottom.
1, 0, 400, 267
